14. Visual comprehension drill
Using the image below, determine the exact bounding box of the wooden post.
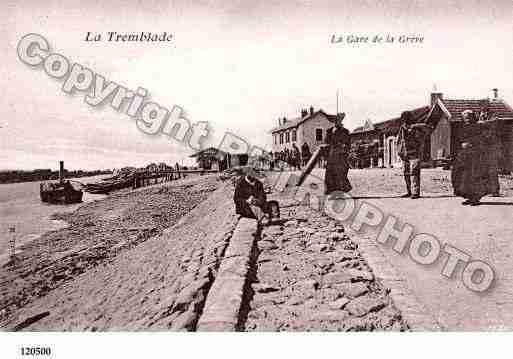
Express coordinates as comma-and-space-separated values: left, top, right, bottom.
59, 161, 64, 184
8, 225, 16, 262
175, 163, 180, 179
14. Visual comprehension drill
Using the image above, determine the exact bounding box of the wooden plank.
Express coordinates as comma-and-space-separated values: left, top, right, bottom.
296, 146, 325, 187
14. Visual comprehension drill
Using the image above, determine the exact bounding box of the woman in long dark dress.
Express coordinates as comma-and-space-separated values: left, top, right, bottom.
452, 110, 492, 205
324, 113, 352, 195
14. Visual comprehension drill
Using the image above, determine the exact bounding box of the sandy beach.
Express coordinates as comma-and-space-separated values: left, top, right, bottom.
0, 175, 220, 326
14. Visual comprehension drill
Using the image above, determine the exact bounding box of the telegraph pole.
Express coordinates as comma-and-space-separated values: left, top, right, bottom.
336, 89, 343, 114
336, 89, 339, 114
8, 225, 16, 263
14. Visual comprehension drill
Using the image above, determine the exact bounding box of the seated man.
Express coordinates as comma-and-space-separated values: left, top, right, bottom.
234, 172, 267, 221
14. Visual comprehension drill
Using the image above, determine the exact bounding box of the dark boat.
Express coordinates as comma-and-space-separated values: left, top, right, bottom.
40, 181, 83, 204
39, 161, 84, 204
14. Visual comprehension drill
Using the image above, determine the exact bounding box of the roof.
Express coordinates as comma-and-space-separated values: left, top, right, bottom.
189, 147, 248, 158
270, 110, 338, 133
189, 147, 226, 158
352, 106, 431, 135
437, 98, 513, 121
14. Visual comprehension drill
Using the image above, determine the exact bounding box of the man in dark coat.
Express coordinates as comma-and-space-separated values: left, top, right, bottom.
292, 143, 301, 170
396, 111, 433, 199
233, 170, 267, 221
324, 113, 352, 195
301, 142, 311, 167
268, 151, 275, 171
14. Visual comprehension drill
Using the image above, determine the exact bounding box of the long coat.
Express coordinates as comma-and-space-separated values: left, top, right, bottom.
324, 126, 352, 194
233, 176, 267, 219
451, 121, 498, 200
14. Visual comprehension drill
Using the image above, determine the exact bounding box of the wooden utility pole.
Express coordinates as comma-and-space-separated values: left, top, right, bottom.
336, 89, 339, 114
8, 225, 16, 262
59, 161, 64, 184
175, 162, 181, 179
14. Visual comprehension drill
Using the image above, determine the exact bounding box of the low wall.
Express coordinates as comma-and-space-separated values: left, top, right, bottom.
197, 218, 259, 331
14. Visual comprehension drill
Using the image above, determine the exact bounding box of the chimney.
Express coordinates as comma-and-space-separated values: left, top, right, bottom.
283, 117, 287, 124
309, 106, 314, 115
492, 88, 499, 100
59, 161, 64, 183
430, 92, 443, 106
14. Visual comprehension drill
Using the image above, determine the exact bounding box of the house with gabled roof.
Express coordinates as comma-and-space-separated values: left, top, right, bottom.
351, 106, 431, 168
350, 89, 513, 173
425, 89, 513, 172
189, 147, 250, 171
270, 106, 339, 155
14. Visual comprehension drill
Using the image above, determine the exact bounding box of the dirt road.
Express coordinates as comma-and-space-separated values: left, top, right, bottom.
297, 168, 513, 330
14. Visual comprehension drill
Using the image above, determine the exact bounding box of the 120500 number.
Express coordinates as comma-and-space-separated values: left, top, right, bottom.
21, 347, 51, 356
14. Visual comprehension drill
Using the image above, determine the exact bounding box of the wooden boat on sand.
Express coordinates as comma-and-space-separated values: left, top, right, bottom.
39, 161, 84, 204
40, 181, 83, 204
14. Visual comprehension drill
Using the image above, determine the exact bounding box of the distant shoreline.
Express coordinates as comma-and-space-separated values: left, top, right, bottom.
0, 170, 112, 185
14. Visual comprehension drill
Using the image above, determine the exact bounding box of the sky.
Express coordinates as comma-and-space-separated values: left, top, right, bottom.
1, 0, 512, 170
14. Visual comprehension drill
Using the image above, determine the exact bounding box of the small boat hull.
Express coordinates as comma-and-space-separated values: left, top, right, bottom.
40, 182, 83, 204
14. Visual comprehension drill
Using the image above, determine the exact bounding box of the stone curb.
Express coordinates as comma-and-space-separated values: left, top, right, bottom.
196, 217, 258, 331
347, 229, 442, 331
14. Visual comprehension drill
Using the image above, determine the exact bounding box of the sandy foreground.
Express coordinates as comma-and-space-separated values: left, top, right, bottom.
2, 168, 510, 331
0, 175, 220, 329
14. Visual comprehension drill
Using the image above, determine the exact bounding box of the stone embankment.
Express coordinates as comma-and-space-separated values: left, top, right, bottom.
243, 199, 408, 331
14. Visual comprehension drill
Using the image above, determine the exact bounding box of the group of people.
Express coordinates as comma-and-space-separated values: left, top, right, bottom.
324, 109, 501, 206
234, 109, 502, 224
269, 142, 312, 171
396, 109, 500, 205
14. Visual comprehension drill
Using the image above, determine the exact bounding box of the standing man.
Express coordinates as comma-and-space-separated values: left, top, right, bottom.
292, 143, 301, 171
301, 142, 311, 166
396, 111, 433, 199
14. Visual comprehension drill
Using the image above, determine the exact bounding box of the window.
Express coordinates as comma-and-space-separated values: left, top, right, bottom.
279, 133, 284, 144
285, 131, 290, 143
315, 128, 323, 142
273, 134, 277, 145
292, 129, 297, 142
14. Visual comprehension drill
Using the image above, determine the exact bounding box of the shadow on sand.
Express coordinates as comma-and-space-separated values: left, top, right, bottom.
351, 194, 455, 200
477, 201, 513, 206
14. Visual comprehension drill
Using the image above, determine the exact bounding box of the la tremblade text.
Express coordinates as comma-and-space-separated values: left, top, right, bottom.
85, 31, 173, 42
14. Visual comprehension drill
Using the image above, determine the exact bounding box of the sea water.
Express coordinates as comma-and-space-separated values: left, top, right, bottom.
0, 175, 107, 263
